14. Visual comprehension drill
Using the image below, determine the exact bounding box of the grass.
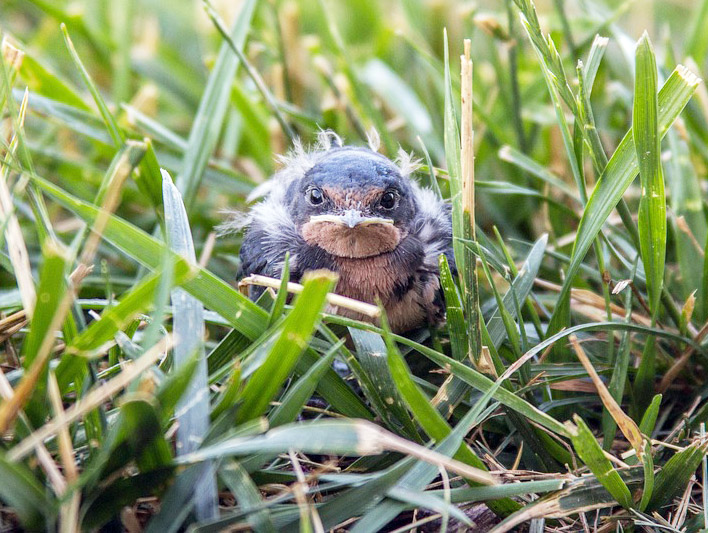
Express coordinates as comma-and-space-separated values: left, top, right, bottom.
1, 0, 708, 530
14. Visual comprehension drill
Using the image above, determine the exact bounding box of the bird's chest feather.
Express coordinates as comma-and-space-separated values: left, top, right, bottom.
330, 254, 439, 332
333, 254, 407, 303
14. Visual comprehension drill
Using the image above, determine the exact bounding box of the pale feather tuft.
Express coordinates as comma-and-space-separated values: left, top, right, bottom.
316, 129, 343, 150
366, 128, 381, 152
216, 210, 251, 236
395, 147, 422, 177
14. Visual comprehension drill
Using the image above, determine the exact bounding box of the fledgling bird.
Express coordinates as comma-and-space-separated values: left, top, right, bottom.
230, 131, 454, 333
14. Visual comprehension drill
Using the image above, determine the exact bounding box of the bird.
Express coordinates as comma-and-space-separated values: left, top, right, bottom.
229, 130, 455, 333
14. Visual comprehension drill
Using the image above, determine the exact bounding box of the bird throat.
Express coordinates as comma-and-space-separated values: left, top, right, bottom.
300, 221, 401, 258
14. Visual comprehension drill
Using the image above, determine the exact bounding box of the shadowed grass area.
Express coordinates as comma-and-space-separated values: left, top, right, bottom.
1, 0, 708, 530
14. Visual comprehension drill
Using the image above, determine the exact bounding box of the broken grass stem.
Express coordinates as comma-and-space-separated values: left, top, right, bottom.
240, 274, 380, 318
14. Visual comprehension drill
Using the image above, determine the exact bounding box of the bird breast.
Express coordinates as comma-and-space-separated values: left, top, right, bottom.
331, 255, 437, 332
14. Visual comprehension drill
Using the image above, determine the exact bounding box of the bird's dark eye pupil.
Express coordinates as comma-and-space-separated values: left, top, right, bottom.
308, 188, 323, 205
381, 191, 396, 209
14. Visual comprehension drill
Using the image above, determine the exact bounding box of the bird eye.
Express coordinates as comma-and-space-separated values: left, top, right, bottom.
380, 190, 397, 210
307, 187, 324, 205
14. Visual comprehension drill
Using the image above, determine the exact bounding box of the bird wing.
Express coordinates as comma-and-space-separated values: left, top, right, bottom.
410, 184, 456, 273
239, 194, 303, 280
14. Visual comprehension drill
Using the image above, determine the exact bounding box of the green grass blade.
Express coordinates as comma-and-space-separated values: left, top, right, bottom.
639, 394, 662, 437
634, 33, 666, 318
568, 415, 633, 509
237, 271, 336, 422
352, 372, 515, 530
29, 173, 269, 339
686, 0, 708, 64
487, 234, 547, 349
219, 461, 276, 533
60, 23, 124, 146
442, 29, 467, 305
163, 169, 217, 521
439, 254, 467, 361
547, 65, 701, 335
348, 328, 420, 440
17, 50, 89, 110
497, 145, 579, 201
602, 280, 634, 450
0, 455, 57, 530
268, 252, 290, 327
175, 0, 257, 206
666, 127, 707, 304
21, 240, 69, 367
582, 35, 609, 90
647, 441, 708, 511
384, 323, 492, 472
268, 342, 339, 427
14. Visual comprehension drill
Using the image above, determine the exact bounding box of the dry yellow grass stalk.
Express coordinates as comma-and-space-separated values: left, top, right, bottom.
0, 155, 133, 435
461, 39, 475, 240
570, 335, 644, 456
48, 372, 81, 533
0, 89, 36, 318
0, 367, 67, 496
240, 273, 380, 318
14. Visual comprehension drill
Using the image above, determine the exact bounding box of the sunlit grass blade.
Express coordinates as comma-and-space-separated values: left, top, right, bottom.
236, 270, 336, 422
348, 328, 420, 440
547, 65, 701, 336
163, 169, 217, 521
382, 317, 519, 515
203, 0, 295, 142
497, 145, 578, 201
29, 173, 269, 339
567, 415, 633, 509
0, 456, 57, 530
351, 385, 508, 531
439, 254, 467, 361
490, 469, 645, 532
268, 341, 339, 427
602, 279, 634, 450
180, 419, 495, 486
219, 461, 276, 533
634, 32, 666, 319
20, 239, 70, 424
13, 43, 89, 110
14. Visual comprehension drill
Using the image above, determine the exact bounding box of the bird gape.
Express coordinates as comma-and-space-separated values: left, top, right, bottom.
229, 130, 455, 333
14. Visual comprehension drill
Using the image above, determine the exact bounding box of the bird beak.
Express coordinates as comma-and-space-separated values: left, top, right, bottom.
309, 210, 394, 228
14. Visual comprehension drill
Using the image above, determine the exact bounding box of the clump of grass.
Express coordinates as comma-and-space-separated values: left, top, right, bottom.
1, 0, 708, 531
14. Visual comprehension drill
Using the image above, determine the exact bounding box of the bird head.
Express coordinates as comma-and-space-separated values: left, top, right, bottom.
288, 147, 416, 259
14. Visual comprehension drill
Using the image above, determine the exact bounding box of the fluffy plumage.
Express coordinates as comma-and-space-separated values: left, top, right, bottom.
228, 131, 454, 332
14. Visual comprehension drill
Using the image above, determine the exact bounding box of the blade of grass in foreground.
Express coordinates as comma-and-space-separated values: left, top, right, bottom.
351, 366, 507, 531
60, 23, 123, 147
633, 34, 666, 415
163, 169, 217, 521
569, 415, 633, 509
0, 457, 56, 530
267, 341, 340, 427
349, 328, 421, 440
383, 320, 520, 516
634, 32, 666, 319
547, 64, 700, 338
236, 270, 336, 422
29, 173, 269, 339
179, 419, 495, 486
646, 440, 708, 511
